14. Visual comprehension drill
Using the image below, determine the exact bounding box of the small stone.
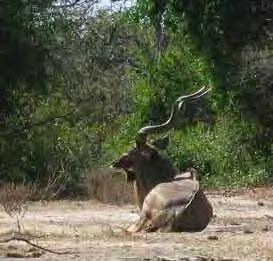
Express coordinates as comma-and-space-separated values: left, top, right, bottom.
207, 235, 219, 240
7, 245, 17, 250
27, 247, 37, 252
257, 201, 265, 206
6, 251, 25, 258
29, 251, 43, 258
243, 228, 254, 234
230, 221, 240, 226
261, 226, 269, 232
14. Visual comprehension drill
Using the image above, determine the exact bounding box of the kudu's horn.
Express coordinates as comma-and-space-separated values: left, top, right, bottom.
135, 87, 210, 146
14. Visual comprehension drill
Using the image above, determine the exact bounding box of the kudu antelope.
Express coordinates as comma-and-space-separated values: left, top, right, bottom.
112, 87, 213, 232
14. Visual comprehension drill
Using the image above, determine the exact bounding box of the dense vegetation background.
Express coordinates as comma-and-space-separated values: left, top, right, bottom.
1, 0, 272, 196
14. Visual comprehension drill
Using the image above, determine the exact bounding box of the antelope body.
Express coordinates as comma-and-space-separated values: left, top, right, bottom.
128, 175, 212, 232
112, 87, 213, 232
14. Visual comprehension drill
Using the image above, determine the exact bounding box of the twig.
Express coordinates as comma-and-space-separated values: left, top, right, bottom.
0, 235, 77, 255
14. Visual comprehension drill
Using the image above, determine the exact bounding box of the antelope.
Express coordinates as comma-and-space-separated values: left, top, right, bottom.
112, 87, 213, 232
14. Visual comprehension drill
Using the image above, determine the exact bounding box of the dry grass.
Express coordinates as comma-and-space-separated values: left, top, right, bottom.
0, 183, 34, 233
0, 172, 66, 234
86, 168, 134, 204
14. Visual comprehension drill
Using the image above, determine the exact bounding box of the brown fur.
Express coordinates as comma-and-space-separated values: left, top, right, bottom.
128, 178, 213, 233
112, 142, 176, 210
113, 151, 213, 233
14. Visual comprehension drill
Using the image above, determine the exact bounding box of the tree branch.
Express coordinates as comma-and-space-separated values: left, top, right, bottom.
0, 234, 78, 255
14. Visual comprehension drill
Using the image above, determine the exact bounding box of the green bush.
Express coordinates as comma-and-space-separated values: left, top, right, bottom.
101, 30, 216, 163
100, 79, 153, 165
168, 114, 270, 188
101, 27, 272, 189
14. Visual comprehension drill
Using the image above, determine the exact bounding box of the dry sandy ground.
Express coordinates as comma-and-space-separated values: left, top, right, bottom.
0, 188, 273, 261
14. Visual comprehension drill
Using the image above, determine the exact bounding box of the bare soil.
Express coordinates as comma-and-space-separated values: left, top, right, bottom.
0, 188, 273, 261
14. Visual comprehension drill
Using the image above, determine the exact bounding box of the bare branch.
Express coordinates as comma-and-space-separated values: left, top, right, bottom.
0, 234, 78, 255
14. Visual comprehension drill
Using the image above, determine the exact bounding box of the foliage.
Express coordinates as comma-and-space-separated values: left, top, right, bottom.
101, 1, 273, 189
0, 3, 149, 195
101, 27, 215, 164
1, 0, 273, 196
169, 115, 271, 188
239, 45, 273, 142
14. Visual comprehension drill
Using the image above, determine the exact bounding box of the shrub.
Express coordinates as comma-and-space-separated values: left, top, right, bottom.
168, 114, 271, 188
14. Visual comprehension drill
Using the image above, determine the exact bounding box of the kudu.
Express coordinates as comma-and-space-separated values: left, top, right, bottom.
112, 87, 213, 232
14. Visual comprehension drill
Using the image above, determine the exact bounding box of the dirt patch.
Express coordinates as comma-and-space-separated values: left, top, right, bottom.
0, 189, 273, 260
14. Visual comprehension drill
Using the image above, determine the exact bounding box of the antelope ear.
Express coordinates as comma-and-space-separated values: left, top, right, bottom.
151, 135, 169, 150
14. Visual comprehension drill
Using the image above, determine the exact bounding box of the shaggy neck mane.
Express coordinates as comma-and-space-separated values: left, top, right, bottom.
135, 153, 176, 197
